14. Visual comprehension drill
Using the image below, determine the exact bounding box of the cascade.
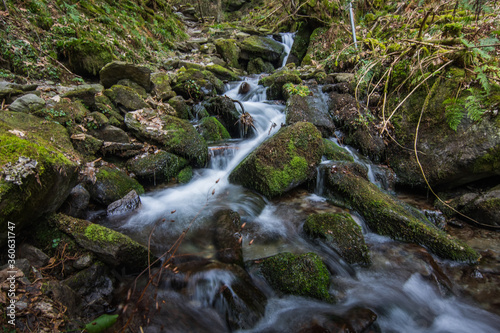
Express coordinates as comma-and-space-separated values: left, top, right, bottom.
109, 35, 500, 333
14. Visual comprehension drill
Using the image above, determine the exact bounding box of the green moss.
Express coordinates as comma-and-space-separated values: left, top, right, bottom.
261, 252, 332, 302
473, 146, 500, 173
304, 213, 370, 265
206, 64, 240, 81
322, 139, 354, 162
90, 166, 144, 205
177, 166, 193, 183
126, 151, 188, 184
214, 39, 241, 68
199, 117, 231, 142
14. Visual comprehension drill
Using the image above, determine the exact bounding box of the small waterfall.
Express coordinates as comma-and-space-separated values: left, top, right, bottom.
279, 32, 295, 67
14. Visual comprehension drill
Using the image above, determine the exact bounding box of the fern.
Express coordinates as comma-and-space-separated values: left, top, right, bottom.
464, 93, 486, 121
444, 97, 465, 131
474, 66, 491, 94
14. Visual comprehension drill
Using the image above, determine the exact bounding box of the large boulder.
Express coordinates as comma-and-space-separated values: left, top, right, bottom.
126, 150, 188, 185
172, 68, 224, 102
125, 108, 208, 167
258, 252, 332, 302
285, 92, 335, 137
103, 85, 148, 112
8, 94, 45, 113
214, 38, 241, 68
203, 96, 241, 138
304, 212, 371, 265
322, 161, 480, 262
229, 122, 323, 198
0, 111, 80, 247
49, 213, 149, 272
99, 61, 152, 92
151, 72, 177, 101
239, 35, 285, 68
206, 64, 240, 81
198, 116, 231, 142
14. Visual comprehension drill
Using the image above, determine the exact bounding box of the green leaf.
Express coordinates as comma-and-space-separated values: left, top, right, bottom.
84, 314, 119, 333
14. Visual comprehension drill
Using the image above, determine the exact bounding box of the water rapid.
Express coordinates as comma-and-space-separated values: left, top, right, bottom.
108, 36, 500, 333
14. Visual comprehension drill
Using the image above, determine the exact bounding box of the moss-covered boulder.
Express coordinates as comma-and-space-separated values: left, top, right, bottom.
126, 150, 188, 185
214, 38, 241, 68
95, 95, 124, 127
206, 64, 240, 81
258, 69, 302, 100
287, 24, 313, 66
247, 58, 275, 74
49, 213, 149, 272
85, 166, 144, 206
99, 61, 152, 92
323, 139, 353, 162
57, 39, 115, 77
322, 162, 480, 262
204, 96, 241, 138
173, 68, 224, 102
259, 252, 332, 301
177, 166, 193, 183
285, 93, 335, 137
35, 98, 89, 127
61, 85, 100, 109
124, 108, 208, 167
229, 122, 323, 198
8, 94, 45, 113
0, 111, 80, 246
239, 35, 285, 68
168, 95, 193, 120
198, 116, 231, 142
103, 85, 148, 112
304, 213, 370, 265
151, 72, 177, 101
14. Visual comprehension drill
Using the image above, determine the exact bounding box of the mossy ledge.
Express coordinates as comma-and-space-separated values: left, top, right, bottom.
48, 213, 150, 272
322, 162, 480, 263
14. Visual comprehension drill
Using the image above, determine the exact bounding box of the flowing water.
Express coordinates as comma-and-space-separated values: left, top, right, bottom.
106, 36, 500, 332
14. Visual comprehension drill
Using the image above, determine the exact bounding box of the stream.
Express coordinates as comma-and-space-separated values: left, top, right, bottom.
104, 35, 500, 332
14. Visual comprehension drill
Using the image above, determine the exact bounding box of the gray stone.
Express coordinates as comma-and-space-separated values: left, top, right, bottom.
8, 94, 45, 113
93, 125, 129, 143
18, 244, 50, 268
99, 61, 152, 92
59, 184, 90, 219
107, 190, 141, 216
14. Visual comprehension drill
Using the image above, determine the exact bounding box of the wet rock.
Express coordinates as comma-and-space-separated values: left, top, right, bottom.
0, 81, 37, 103
229, 122, 323, 198
285, 92, 335, 137
204, 96, 241, 138
126, 150, 188, 185
238, 82, 251, 94
62, 85, 100, 109
322, 139, 354, 162
72, 253, 94, 270
107, 190, 141, 216
125, 108, 208, 167
322, 161, 480, 262
287, 24, 313, 66
239, 35, 285, 68
214, 38, 241, 68
247, 57, 275, 74
8, 94, 45, 113
103, 84, 148, 112
18, 243, 50, 268
258, 252, 332, 301
92, 124, 129, 143
168, 95, 193, 120
0, 111, 80, 247
49, 213, 150, 272
259, 69, 302, 100
85, 166, 144, 206
304, 212, 371, 265
198, 116, 231, 142
63, 262, 115, 320
213, 210, 243, 266
117, 78, 147, 98
44, 280, 81, 317
99, 61, 152, 92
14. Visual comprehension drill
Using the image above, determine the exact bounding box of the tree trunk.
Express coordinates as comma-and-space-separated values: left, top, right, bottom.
217, 0, 222, 23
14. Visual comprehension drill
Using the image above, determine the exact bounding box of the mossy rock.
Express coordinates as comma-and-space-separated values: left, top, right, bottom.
71, 134, 103, 161
124, 108, 208, 167
258, 69, 302, 100
99, 61, 152, 92
173, 68, 224, 102
177, 166, 193, 183
58, 39, 115, 77
247, 58, 275, 74
229, 122, 323, 198
48, 213, 149, 272
212, 209, 243, 266
85, 166, 144, 206
206, 64, 240, 81
151, 72, 177, 101
35, 99, 89, 127
259, 252, 332, 301
0, 111, 80, 246
117, 79, 148, 98
61, 86, 100, 109
304, 212, 370, 265
203, 96, 241, 138
103, 85, 148, 112
126, 150, 188, 185
239, 35, 285, 67
322, 139, 353, 162
285, 94, 335, 137
198, 116, 231, 142
94, 95, 124, 126
322, 162, 480, 263
287, 23, 314, 65
214, 38, 241, 68
168, 96, 192, 120
8, 94, 46, 113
